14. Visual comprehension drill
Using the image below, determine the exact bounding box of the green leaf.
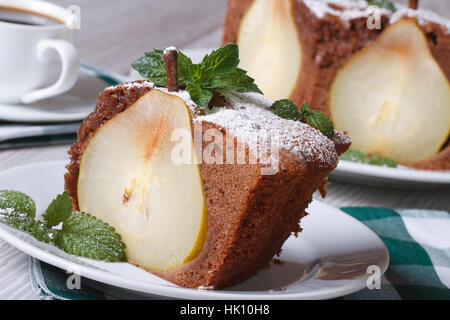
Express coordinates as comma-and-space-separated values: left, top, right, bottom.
200, 43, 239, 74
42, 191, 73, 227
186, 85, 213, 107
300, 102, 334, 138
340, 150, 397, 168
271, 100, 335, 138
0, 190, 54, 243
0, 190, 36, 218
207, 68, 262, 94
367, 154, 397, 168
54, 211, 126, 262
379, 157, 397, 168
131, 49, 167, 86
366, 0, 396, 12
304, 110, 335, 138
270, 99, 303, 121
339, 150, 367, 163
131, 44, 262, 109
189, 63, 202, 82
177, 51, 194, 86
132, 49, 194, 88
300, 102, 311, 116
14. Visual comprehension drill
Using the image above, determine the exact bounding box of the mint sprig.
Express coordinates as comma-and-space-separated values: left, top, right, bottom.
0, 190, 126, 262
270, 100, 335, 138
42, 191, 73, 227
340, 150, 397, 168
132, 44, 262, 107
269, 99, 303, 121
300, 103, 335, 138
54, 211, 126, 262
366, 0, 396, 12
0, 190, 54, 243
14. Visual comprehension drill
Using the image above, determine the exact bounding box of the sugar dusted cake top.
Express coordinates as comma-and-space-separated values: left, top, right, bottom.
200, 91, 345, 168
302, 0, 450, 32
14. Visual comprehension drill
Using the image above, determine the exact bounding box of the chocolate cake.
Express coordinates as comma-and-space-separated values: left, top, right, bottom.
223, 0, 450, 170
65, 81, 350, 289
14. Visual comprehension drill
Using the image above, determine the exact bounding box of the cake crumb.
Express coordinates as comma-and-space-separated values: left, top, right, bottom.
272, 258, 286, 265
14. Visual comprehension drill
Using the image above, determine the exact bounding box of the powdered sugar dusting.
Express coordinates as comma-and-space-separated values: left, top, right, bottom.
302, 0, 450, 32
303, 0, 391, 20
105, 80, 155, 91
198, 92, 339, 168
164, 46, 177, 54
157, 87, 197, 111
104, 81, 197, 111
391, 6, 450, 31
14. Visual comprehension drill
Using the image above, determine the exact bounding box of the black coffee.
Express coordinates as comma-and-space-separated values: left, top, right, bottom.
0, 6, 63, 26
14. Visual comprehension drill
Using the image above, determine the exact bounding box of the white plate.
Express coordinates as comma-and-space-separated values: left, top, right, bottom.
330, 160, 450, 188
0, 161, 388, 300
0, 64, 126, 123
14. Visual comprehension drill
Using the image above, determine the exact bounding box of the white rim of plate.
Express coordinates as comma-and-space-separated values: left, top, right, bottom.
336, 160, 450, 184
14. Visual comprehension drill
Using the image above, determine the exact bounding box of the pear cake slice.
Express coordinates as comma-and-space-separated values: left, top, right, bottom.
223, 0, 450, 170
65, 81, 350, 289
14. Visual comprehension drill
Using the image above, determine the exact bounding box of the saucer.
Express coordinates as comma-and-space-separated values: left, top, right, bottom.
0, 64, 126, 123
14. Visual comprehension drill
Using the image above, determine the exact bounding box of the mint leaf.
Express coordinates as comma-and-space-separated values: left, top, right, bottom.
132, 49, 167, 86
379, 157, 397, 168
187, 85, 213, 108
304, 110, 335, 138
207, 68, 262, 94
339, 150, 367, 163
2, 215, 54, 243
300, 102, 334, 138
367, 154, 383, 166
42, 191, 73, 227
271, 100, 335, 138
367, 154, 397, 168
132, 49, 194, 88
340, 150, 397, 168
177, 51, 194, 86
366, 0, 396, 12
0, 190, 36, 218
270, 99, 303, 121
196, 44, 262, 98
0, 190, 54, 243
300, 102, 311, 116
0, 190, 126, 261
200, 43, 239, 74
132, 44, 262, 108
54, 211, 126, 262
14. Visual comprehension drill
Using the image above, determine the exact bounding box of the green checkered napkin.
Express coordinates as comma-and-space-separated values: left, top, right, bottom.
29, 208, 450, 300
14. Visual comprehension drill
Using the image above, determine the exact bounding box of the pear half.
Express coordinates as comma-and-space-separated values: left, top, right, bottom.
78, 89, 207, 272
330, 19, 450, 163
237, 0, 302, 101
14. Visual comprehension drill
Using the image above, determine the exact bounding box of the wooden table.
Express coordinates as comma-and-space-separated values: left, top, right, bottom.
0, 0, 449, 300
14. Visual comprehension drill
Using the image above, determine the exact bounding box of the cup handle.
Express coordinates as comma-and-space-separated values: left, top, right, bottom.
20, 39, 80, 104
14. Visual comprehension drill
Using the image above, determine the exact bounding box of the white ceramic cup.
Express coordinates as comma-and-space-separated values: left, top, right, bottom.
0, 0, 79, 104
